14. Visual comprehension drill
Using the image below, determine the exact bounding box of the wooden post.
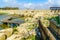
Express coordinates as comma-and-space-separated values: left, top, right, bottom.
38, 20, 56, 40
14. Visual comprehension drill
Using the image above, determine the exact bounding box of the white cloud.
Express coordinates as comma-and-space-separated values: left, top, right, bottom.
3, 0, 17, 3
2, 0, 19, 7
1, 0, 60, 9
55, 0, 60, 6
3, 0, 9, 2
23, 3, 32, 8
21, 0, 55, 9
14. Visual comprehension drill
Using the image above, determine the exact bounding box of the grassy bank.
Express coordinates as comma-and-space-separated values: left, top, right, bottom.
0, 12, 8, 15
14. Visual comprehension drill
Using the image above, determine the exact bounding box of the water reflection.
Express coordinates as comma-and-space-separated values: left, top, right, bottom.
0, 14, 24, 28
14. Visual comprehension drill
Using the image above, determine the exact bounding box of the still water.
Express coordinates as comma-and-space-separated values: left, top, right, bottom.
0, 14, 24, 29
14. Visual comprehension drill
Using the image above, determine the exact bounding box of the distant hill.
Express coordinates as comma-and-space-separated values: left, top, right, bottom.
0, 7, 19, 10
50, 7, 60, 10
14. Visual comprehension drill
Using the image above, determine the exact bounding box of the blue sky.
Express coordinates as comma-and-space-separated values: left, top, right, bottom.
17, 0, 47, 3
0, 0, 60, 9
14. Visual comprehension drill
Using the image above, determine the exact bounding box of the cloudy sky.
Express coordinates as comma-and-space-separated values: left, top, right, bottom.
0, 0, 60, 9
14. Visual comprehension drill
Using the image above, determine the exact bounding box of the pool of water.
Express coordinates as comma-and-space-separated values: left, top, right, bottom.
0, 14, 24, 28
0, 14, 9, 24
8, 18, 25, 27
0, 15, 8, 20
11, 18, 24, 23
0, 14, 24, 23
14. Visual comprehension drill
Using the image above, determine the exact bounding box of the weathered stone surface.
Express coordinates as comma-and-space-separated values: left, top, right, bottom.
0, 28, 13, 37
16, 27, 29, 38
0, 33, 6, 40
6, 34, 24, 40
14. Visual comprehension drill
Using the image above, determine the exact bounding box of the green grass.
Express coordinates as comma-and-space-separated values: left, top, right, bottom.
0, 12, 8, 15
49, 16, 60, 25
